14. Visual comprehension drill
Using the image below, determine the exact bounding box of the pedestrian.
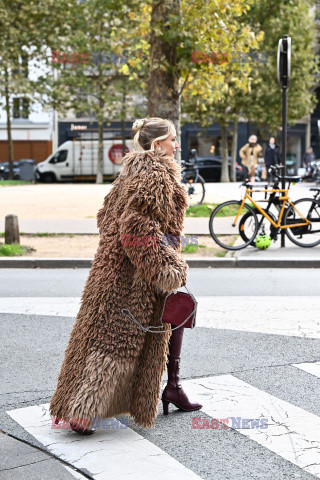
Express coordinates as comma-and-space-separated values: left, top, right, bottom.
239, 134, 263, 183
302, 147, 315, 168
49, 117, 202, 435
264, 136, 281, 185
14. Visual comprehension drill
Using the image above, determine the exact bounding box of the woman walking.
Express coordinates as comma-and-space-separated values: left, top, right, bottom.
49, 117, 202, 435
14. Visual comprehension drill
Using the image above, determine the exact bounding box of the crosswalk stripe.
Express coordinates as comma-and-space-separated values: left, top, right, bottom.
0, 297, 79, 317
293, 361, 320, 378
196, 296, 320, 339
1, 296, 320, 339
7, 404, 202, 480
182, 374, 320, 478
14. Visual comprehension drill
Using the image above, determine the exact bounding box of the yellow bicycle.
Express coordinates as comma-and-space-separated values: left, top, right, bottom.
209, 165, 320, 250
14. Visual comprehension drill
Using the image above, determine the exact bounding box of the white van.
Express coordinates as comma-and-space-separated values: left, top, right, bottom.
35, 139, 133, 182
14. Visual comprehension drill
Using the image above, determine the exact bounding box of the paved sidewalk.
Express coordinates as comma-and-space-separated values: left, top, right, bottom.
1, 216, 320, 267
0, 432, 87, 479
0, 217, 210, 235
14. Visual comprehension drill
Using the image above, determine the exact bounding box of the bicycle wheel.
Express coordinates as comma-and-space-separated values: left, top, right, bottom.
239, 209, 278, 246
284, 197, 320, 247
182, 173, 205, 206
209, 201, 259, 250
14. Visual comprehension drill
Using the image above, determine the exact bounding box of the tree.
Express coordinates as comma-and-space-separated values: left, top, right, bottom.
42, 0, 144, 184
145, 0, 260, 166
242, 0, 318, 134
181, 0, 262, 181
0, 0, 64, 179
181, 0, 317, 181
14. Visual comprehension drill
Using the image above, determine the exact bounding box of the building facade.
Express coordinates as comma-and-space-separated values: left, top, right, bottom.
0, 54, 53, 164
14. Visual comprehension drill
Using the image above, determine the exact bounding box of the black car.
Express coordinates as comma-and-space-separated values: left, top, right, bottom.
191, 155, 244, 182
0, 161, 20, 180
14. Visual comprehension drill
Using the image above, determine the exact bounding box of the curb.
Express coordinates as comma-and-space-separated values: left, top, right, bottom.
0, 257, 319, 268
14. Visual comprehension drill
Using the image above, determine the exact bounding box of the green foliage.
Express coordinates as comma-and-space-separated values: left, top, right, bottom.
181, 243, 206, 253
180, 0, 317, 181
0, 242, 27, 256
0, 180, 32, 186
186, 203, 217, 217
242, 0, 318, 131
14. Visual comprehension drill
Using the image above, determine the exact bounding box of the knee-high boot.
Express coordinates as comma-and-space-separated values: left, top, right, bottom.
161, 325, 202, 415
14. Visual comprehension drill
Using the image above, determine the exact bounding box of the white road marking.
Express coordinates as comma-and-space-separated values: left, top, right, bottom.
7, 404, 202, 480
182, 374, 320, 478
0, 297, 80, 317
197, 296, 320, 339
1, 296, 320, 339
293, 361, 320, 378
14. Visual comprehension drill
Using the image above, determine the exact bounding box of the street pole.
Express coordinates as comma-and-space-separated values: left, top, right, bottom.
281, 87, 287, 247
277, 35, 291, 248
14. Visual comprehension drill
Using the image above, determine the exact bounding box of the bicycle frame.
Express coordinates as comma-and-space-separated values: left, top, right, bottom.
233, 186, 311, 230
182, 166, 200, 184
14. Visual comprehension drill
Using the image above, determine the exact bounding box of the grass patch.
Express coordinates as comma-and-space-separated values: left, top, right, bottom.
33, 232, 62, 237
215, 204, 240, 217
186, 202, 256, 218
186, 203, 218, 217
0, 243, 28, 256
181, 243, 206, 253
216, 251, 228, 257
0, 180, 33, 186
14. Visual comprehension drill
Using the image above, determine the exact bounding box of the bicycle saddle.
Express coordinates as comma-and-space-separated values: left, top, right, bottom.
310, 188, 320, 192
279, 175, 301, 182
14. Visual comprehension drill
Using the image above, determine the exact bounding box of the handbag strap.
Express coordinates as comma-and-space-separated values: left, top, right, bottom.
121, 285, 197, 334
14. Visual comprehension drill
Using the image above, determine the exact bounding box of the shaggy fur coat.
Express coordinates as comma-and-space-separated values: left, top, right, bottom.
49, 149, 189, 429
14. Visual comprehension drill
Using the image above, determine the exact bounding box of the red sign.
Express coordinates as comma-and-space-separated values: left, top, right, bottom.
109, 144, 129, 165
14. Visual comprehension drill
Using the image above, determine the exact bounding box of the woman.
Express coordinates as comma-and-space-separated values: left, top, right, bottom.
239, 134, 263, 183
264, 136, 281, 185
49, 117, 202, 435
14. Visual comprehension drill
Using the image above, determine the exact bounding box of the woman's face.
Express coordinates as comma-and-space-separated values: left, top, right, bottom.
157, 129, 179, 157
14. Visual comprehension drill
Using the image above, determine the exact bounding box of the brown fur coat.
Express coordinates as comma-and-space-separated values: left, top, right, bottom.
49, 149, 189, 429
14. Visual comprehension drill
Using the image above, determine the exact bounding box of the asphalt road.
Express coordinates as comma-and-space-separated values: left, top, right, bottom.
1, 267, 320, 296
1, 268, 320, 480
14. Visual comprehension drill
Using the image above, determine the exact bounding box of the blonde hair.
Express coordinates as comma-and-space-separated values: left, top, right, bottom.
132, 117, 176, 152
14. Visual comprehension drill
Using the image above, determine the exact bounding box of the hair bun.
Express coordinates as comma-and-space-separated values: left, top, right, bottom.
132, 118, 146, 132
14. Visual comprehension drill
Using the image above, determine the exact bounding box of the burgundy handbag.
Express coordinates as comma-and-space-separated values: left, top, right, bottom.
121, 285, 197, 333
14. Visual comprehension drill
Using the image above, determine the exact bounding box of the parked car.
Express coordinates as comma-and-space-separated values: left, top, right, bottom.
189, 155, 244, 182
0, 161, 20, 180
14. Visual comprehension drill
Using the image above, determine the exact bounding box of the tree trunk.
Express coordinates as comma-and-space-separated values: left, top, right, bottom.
148, 0, 181, 163
220, 123, 230, 182
121, 88, 126, 156
230, 118, 239, 182
96, 113, 104, 184
4, 67, 14, 180
96, 47, 104, 185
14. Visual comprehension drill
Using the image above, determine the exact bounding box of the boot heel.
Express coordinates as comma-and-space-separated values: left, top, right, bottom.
162, 399, 170, 415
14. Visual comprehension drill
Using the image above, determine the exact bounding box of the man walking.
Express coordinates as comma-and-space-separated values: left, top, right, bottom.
264, 136, 281, 185
239, 135, 263, 183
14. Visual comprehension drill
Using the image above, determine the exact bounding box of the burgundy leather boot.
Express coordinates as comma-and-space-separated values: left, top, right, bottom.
161, 325, 202, 415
